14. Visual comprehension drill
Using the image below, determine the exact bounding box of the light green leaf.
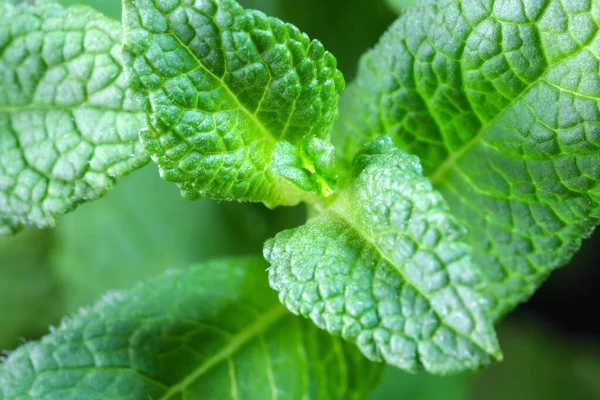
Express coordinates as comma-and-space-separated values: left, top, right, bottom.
0, 257, 381, 399
334, 0, 600, 319
0, 1, 148, 234
266, 136, 501, 375
122, 0, 345, 207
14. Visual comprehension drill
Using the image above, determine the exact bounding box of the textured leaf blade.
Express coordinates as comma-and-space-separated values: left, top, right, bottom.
0, 257, 381, 399
237, 0, 396, 79
334, 0, 600, 319
0, 1, 149, 233
266, 136, 501, 374
122, 0, 344, 206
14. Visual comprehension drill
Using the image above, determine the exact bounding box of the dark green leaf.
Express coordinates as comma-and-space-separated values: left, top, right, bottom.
0, 257, 381, 399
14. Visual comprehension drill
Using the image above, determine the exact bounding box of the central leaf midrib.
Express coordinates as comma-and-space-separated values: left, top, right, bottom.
158, 304, 288, 400
145, 0, 278, 147
323, 206, 497, 359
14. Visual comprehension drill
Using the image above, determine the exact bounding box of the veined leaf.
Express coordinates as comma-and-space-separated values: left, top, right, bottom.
0, 1, 148, 234
334, 0, 600, 319
0, 257, 381, 399
238, 0, 396, 79
122, 0, 344, 206
266, 136, 501, 375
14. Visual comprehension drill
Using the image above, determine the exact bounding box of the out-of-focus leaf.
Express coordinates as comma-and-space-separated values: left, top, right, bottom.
369, 367, 469, 400
58, 0, 121, 19
51, 164, 305, 312
0, 229, 62, 351
385, 0, 417, 14
472, 317, 600, 400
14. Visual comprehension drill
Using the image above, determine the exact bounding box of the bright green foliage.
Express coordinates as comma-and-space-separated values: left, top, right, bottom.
0, 257, 381, 399
0, 1, 149, 234
122, 0, 344, 206
334, 0, 600, 319
51, 164, 306, 312
266, 136, 501, 374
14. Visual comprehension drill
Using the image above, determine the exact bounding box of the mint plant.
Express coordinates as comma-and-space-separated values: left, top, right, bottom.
0, 0, 598, 398
334, 0, 600, 320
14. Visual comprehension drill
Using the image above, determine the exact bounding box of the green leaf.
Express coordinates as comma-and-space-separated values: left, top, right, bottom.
0, 257, 381, 399
265, 136, 501, 374
51, 163, 306, 313
122, 0, 345, 206
0, 1, 149, 234
334, 0, 600, 319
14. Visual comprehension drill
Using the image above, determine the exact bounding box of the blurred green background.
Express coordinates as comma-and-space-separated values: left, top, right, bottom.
1, 1, 598, 399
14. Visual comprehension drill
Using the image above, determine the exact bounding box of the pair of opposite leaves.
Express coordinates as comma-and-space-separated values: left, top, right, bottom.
0, 0, 599, 381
